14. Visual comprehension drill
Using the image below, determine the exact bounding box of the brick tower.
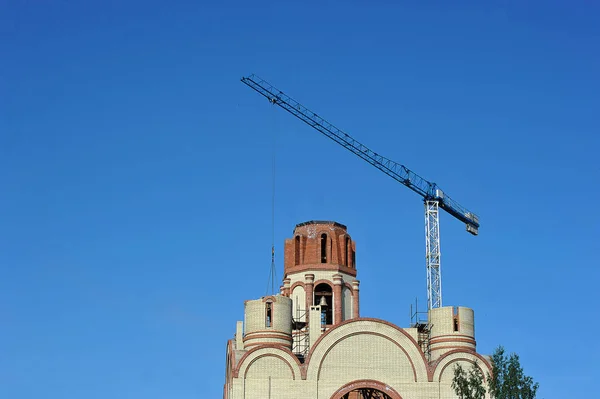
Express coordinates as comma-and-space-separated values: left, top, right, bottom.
281, 220, 360, 327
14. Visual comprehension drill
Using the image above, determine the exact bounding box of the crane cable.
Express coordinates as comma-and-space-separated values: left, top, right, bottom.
266, 105, 277, 296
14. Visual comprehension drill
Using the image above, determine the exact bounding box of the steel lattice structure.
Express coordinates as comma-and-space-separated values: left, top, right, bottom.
241, 74, 479, 309
425, 201, 442, 309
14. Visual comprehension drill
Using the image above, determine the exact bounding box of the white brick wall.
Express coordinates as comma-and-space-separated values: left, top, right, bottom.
244, 356, 294, 379
227, 317, 491, 399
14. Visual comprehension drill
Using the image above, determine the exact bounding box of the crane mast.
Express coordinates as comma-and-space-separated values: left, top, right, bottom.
241, 74, 479, 310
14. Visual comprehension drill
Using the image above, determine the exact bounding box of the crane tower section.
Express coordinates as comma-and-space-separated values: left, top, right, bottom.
241, 74, 479, 310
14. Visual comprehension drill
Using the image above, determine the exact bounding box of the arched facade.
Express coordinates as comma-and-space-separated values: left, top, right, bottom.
223, 221, 492, 399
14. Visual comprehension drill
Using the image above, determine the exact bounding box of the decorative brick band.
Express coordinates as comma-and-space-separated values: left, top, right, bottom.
431, 345, 476, 352
243, 342, 290, 350
244, 329, 291, 336
430, 336, 476, 346
285, 263, 358, 277
243, 333, 293, 343
431, 333, 474, 340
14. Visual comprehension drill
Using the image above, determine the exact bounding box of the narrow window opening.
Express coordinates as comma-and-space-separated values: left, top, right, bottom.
351, 250, 356, 268
320, 234, 327, 263
265, 302, 272, 328
453, 306, 459, 331
295, 236, 300, 265
345, 236, 350, 266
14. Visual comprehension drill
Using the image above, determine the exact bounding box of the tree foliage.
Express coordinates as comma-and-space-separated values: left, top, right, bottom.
488, 346, 539, 399
452, 346, 539, 399
452, 362, 486, 399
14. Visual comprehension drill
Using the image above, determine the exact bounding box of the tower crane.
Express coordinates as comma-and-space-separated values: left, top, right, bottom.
241, 74, 479, 310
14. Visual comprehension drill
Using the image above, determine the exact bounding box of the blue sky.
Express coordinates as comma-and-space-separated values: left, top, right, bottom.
2, 1, 599, 398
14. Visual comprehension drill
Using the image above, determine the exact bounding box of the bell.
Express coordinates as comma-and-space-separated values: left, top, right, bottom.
318, 296, 328, 307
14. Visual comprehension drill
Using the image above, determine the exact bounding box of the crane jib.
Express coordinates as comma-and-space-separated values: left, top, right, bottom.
241, 74, 480, 232
242, 74, 481, 309
241, 75, 479, 233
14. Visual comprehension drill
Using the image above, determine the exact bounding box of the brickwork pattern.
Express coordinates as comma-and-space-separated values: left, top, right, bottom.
284, 221, 357, 277
225, 319, 491, 399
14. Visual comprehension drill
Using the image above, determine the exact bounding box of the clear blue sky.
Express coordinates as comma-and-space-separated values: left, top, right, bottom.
2, 1, 598, 398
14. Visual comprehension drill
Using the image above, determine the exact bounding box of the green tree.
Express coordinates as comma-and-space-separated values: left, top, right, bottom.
488, 346, 539, 399
452, 362, 486, 399
452, 346, 539, 399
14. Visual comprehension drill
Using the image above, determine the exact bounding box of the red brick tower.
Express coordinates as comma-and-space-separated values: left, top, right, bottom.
280, 221, 360, 328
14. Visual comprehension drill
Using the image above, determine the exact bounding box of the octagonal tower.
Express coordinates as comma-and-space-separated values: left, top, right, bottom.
281, 220, 360, 327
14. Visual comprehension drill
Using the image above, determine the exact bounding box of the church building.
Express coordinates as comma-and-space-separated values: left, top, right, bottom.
223, 220, 491, 399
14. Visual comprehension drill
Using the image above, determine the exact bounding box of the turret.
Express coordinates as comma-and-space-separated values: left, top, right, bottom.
429, 306, 476, 361
243, 295, 292, 350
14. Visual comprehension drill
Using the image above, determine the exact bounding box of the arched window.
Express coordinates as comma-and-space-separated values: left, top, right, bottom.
352, 249, 356, 268
320, 234, 327, 263
295, 236, 300, 265
314, 283, 333, 325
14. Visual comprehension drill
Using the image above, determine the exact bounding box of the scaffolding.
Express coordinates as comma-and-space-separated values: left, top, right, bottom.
291, 302, 309, 363
410, 298, 432, 362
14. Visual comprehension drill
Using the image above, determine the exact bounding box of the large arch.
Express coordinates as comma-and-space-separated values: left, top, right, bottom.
233, 345, 303, 380
431, 349, 492, 382
330, 379, 403, 399
305, 318, 429, 384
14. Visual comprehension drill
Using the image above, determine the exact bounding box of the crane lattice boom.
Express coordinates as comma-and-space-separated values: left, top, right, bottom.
241, 74, 479, 309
